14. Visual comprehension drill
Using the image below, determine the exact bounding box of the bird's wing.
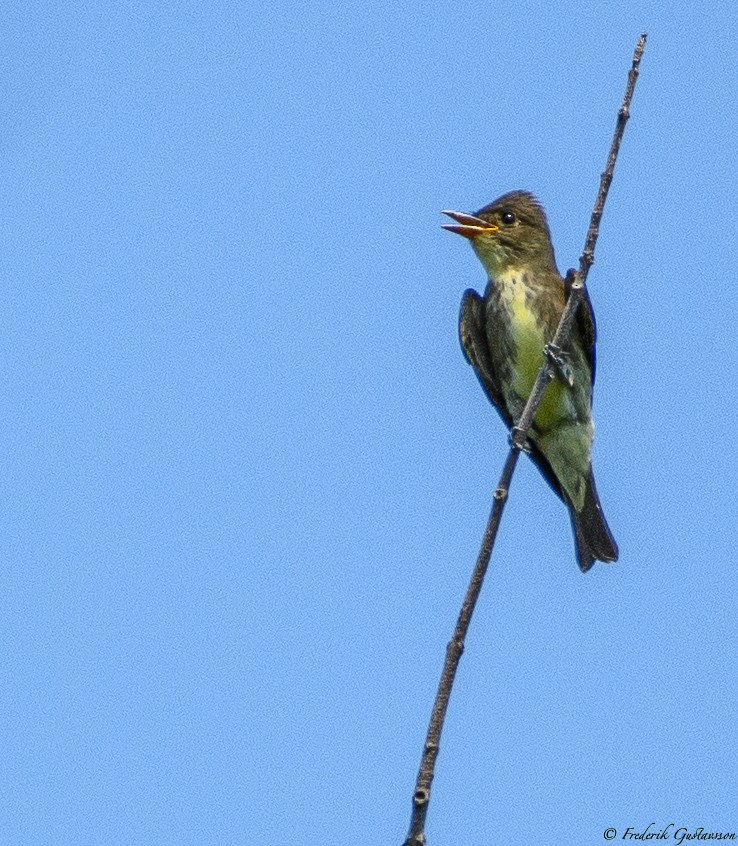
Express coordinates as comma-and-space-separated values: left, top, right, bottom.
565, 277, 597, 386
459, 289, 513, 429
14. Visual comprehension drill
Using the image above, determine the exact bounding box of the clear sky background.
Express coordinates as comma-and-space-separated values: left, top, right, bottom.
2, 2, 737, 844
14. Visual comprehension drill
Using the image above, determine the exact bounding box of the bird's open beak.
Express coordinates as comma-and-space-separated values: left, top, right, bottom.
441, 210, 499, 240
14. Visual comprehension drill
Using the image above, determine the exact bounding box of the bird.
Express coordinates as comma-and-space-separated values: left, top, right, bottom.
442, 190, 618, 571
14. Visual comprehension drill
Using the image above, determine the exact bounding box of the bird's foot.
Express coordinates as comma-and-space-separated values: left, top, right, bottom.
509, 426, 532, 453
545, 343, 574, 387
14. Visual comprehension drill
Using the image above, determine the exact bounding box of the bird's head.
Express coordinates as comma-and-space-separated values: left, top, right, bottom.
442, 191, 558, 278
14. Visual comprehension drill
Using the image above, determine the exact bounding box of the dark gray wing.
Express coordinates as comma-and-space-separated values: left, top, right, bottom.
565, 277, 597, 386
459, 288, 513, 429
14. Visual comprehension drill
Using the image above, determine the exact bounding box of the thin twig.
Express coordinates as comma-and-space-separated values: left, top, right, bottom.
581, 33, 647, 278
403, 33, 646, 846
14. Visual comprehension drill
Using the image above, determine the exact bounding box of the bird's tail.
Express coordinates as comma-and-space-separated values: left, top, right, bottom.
570, 469, 618, 572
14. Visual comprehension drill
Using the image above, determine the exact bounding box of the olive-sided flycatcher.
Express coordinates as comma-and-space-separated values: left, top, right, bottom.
442, 191, 618, 571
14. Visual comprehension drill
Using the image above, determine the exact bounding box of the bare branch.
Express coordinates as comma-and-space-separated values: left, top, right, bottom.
402, 32, 646, 846
580, 32, 647, 279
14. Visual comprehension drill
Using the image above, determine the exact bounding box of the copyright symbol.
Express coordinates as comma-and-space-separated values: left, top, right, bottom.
604, 829, 617, 841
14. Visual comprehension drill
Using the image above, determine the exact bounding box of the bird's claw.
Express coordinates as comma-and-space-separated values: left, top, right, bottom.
545, 343, 574, 387
509, 426, 532, 453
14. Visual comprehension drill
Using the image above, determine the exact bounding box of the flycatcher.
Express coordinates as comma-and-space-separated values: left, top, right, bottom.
442, 191, 618, 571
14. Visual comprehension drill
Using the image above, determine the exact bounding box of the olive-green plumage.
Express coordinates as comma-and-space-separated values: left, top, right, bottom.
443, 191, 618, 571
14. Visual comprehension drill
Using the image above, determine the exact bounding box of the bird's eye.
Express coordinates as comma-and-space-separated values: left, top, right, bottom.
501, 211, 516, 225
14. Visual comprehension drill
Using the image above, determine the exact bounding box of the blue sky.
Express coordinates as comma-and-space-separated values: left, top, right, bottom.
2, 2, 737, 844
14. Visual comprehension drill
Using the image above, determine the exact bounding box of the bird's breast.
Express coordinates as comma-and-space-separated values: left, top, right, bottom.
491, 271, 569, 425
497, 272, 547, 391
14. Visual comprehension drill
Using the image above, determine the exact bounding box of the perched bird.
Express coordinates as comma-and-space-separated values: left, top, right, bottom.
442, 191, 618, 571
